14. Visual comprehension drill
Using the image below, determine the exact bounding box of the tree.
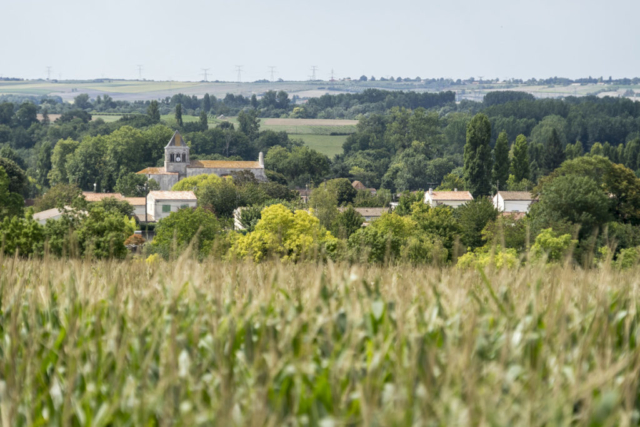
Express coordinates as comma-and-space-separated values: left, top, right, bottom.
411, 203, 461, 256
543, 128, 565, 174
332, 206, 364, 239
115, 173, 159, 197
197, 178, 239, 218
34, 184, 82, 212
41, 108, 50, 126
0, 156, 27, 195
492, 131, 510, 189
455, 197, 499, 249
76, 207, 128, 259
326, 178, 357, 205
48, 138, 80, 186
74, 93, 91, 110
250, 94, 258, 109
15, 102, 38, 128
0, 166, 23, 220
309, 184, 339, 230
624, 138, 640, 171
359, 75, 368, 81
175, 103, 183, 127
0, 214, 43, 256
147, 100, 161, 123
199, 110, 208, 130
37, 141, 53, 188
231, 204, 336, 262
437, 173, 465, 191
203, 93, 212, 112
463, 113, 493, 197
152, 207, 221, 258
276, 91, 290, 110
237, 109, 260, 139
172, 173, 222, 193
511, 134, 530, 182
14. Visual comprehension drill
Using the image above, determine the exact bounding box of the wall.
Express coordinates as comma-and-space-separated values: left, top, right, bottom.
186, 167, 267, 182
504, 200, 532, 213
147, 198, 198, 221
146, 174, 180, 191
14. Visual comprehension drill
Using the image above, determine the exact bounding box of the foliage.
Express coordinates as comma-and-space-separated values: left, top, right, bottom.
332, 206, 364, 239
115, 173, 159, 197
455, 197, 499, 249
457, 245, 518, 269
124, 234, 146, 246
0, 213, 44, 256
492, 131, 510, 188
530, 228, 576, 262
171, 173, 223, 192
463, 113, 493, 197
510, 134, 530, 182
152, 207, 221, 258
33, 183, 82, 212
325, 178, 357, 205
394, 191, 424, 216
0, 155, 28, 195
0, 165, 24, 220
75, 207, 129, 259
231, 204, 337, 262
482, 215, 529, 251
308, 184, 339, 230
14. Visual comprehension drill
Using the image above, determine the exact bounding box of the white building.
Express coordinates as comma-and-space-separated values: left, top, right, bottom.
123, 197, 147, 221
492, 191, 535, 213
424, 189, 474, 208
146, 191, 198, 222
32, 207, 86, 225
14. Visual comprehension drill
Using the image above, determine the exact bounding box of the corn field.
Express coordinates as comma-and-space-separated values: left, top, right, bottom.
2, 254, 640, 426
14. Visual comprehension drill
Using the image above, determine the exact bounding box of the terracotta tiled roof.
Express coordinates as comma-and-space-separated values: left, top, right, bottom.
189, 160, 262, 169
137, 167, 177, 175
82, 192, 124, 202
165, 131, 186, 147
428, 191, 474, 201
352, 180, 367, 190
497, 191, 536, 201
123, 197, 146, 206
147, 191, 197, 200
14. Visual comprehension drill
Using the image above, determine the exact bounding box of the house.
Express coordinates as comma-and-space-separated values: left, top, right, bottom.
82, 192, 124, 202
492, 191, 535, 213
123, 197, 147, 221
137, 131, 267, 190
32, 207, 86, 225
146, 191, 198, 222
351, 180, 377, 195
296, 188, 312, 203
339, 207, 388, 224
424, 188, 473, 208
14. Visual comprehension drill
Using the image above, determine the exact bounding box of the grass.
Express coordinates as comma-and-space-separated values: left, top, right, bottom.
289, 134, 348, 158
2, 255, 640, 425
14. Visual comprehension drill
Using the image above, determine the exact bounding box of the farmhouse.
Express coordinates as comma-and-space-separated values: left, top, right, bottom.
492, 191, 536, 213
424, 188, 474, 208
351, 180, 377, 195
146, 191, 198, 222
137, 131, 267, 190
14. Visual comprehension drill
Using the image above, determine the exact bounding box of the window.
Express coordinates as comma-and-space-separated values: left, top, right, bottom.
180, 204, 189, 209
162, 205, 171, 213
170, 153, 174, 162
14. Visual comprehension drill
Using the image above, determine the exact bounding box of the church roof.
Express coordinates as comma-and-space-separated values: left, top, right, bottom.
165, 131, 187, 148
137, 167, 178, 175
189, 160, 262, 169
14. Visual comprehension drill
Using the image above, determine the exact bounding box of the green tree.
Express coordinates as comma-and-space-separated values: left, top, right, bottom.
463, 113, 493, 197
0, 166, 24, 220
76, 207, 128, 259
437, 173, 465, 191
152, 207, 221, 258
309, 184, 339, 230
237, 109, 260, 139
15, 102, 38, 128
492, 131, 510, 189
37, 141, 53, 188
147, 100, 161, 123
199, 110, 208, 130
115, 173, 159, 197
48, 138, 80, 185
33, 184, 82, 212
410, 203, 461, 256
332, 206, 364, 239
511, 134, 530, 182
455, 197, 499, 249
0, 156, 27, 196
0, 214, 43, 256
326, 178, 357, 205
175, 103, 183, 127
203, 94, 212, 112
197, 178, 239, 218
41, 108, 50, 126
74, 93, 91, 110
543, 128, 565, 174
624, 138, 640, 171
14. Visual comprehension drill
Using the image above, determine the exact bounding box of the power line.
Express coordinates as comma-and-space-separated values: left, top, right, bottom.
137, 65, 143, 80
201, 68, 210, 82
46, 66, 52, 80
310, 66, 318, 81
269, 66, 276, 82
235, 65, 243, 83
330, 69, 335, 82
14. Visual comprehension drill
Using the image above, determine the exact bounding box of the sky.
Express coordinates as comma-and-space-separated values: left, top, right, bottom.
1, 0, 639, 82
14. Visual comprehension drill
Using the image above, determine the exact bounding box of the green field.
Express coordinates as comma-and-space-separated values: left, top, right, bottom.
3, 258, 640, 424
289, 134, 348, 157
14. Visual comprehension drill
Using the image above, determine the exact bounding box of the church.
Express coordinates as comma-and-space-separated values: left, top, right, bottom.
137, 131, 267, 190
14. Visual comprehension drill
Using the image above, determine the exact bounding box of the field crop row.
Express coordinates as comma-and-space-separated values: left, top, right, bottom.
1, 257, 639, 425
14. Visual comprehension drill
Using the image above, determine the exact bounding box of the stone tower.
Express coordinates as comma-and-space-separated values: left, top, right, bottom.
164, 131, 190, 176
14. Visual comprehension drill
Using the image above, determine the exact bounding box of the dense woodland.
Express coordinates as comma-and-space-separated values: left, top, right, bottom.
3, 89, 640, 265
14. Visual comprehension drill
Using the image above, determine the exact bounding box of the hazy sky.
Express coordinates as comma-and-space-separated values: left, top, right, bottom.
2, 0, 639, 82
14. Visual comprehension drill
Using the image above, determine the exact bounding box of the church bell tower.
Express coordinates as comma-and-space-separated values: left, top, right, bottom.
164, 131, 190, 176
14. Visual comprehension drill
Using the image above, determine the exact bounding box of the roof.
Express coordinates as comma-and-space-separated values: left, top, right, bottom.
352, 180, 367, 190
427, 191, 474, 201
189, 160, 262, 169
137, 167, 178, 175
135, 213, 155, 222
340, 208, 389, 217
497, 191, 536, 201
123, 197, 145, 206
82, 192, 124, 202
147, 191, 198, 201
165, 131, 187, 148
33, 208, 64, 221
501, 212, 526, 220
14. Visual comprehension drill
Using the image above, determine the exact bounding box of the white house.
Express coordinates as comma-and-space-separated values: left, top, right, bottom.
32, 207, 86, 225
146, 191, 198, 222
424, 189, 474, 208
123, 197, 147, 221
492, 191, 535, 213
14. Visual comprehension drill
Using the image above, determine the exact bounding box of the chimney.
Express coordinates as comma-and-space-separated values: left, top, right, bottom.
259, 151, 264, 167
454, 188, 457, 192
428, 188, 433, 195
